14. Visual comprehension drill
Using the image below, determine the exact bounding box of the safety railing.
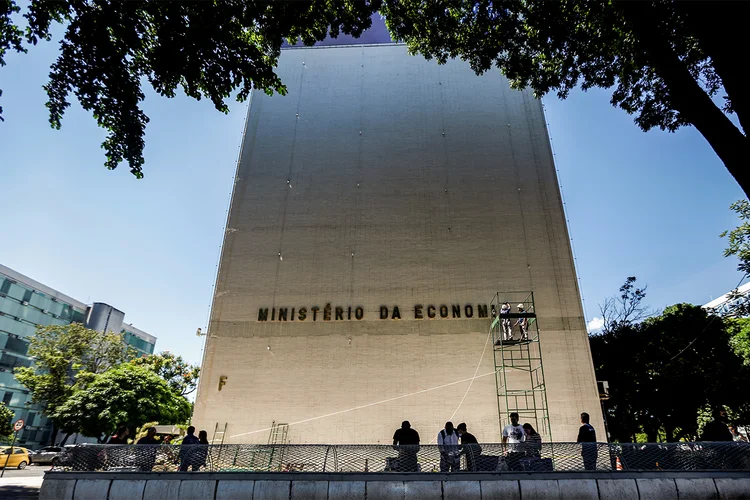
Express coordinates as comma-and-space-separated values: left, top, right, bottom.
48, 442, 750, 473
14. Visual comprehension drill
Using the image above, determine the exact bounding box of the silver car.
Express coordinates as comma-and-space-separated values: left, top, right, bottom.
30, 446, 63, 465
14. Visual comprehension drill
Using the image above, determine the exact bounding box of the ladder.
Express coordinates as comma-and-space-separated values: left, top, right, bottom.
212, 422, 227, 445
211, 422, 228, 471
268, 421, 289, 445
267, 421, 289, 471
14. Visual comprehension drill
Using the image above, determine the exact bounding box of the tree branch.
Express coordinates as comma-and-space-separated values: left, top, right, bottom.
619, 1, 750, 198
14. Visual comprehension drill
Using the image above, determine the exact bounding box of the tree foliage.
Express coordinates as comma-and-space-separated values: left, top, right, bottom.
591, 304, 750, 442
721, 200, 750, 276
382, 0, 750, 196
0, 402, 14, 441
14, 323, 130, 427
3, 1, 750, 193
726, 317, 750, 367
598, 276, 651, 334
0, 0, 376, 177
131, 352, 200, 396
51, 364, 191, 441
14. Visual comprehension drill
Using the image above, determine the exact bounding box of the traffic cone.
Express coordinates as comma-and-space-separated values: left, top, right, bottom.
616, 456, 623, 471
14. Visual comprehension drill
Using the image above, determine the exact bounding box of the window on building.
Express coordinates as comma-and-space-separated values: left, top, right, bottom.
4, 336, 29, 356
3, 391, 12, 405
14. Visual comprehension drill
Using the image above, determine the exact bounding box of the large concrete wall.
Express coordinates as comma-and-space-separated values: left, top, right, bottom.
193, 44, 603, 444
40, 472, 750, 500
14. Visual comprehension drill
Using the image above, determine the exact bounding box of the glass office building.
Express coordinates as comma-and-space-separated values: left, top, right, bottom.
0, 264, 157, 448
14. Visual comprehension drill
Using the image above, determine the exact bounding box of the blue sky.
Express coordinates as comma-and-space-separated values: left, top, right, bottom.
0, 40, 746, 365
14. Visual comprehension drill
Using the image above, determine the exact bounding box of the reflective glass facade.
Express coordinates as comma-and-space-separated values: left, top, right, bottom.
0, 271, 87, 448
0, 265, 157, 448
123, 327, 156, 358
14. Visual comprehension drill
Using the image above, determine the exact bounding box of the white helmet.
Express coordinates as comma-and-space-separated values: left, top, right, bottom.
517, 304, 524, 309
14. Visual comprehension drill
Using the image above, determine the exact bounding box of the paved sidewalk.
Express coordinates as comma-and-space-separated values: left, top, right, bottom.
1, 467, 45, 499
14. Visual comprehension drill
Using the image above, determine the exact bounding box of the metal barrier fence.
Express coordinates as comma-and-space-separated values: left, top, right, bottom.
50, 442, 750, 473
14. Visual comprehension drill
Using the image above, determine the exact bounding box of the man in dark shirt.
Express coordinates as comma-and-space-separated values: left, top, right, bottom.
179, 426, 201, 471
576, 412, 597, 471
393, 421, 420, 472
136, 427, 159, 471
457, 423, 481, 471
702, 409, 733, 441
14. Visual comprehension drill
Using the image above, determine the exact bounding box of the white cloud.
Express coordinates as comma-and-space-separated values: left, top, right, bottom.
587, 316, 604, 332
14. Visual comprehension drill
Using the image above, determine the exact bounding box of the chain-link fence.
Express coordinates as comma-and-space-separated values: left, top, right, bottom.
49, 442, 750, 473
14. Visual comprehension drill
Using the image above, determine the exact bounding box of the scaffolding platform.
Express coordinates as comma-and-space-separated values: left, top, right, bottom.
490, 291, 551, 440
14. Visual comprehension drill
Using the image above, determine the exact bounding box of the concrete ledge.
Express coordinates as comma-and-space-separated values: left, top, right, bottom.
367, 480, 405, 500
403, 481, 442, 500
216, 480, 255, 500
714, 478, 750, 500
444, 480, 480, 500
291, 480, 328, 500
72, 479, 111, 500
328, 481, 365, 500
520, 479, 560, 500
144, 478, 180, 499
253, 480, 290, 500
44, 470, 750, 482
108, 479, 146, 500
559, 478, 598, 500
179, 479, 216, 500
39, 478, 76, 500
598, 478, 639, 500
674, 478, 718, 500
39, 471, 750, 500
480, 480, 520, 499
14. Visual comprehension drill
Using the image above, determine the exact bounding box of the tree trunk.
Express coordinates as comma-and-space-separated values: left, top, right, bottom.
675, 2, 750, 137
49, 425, 58, 446
620, 2, 750, 199
59, 432, 71, 446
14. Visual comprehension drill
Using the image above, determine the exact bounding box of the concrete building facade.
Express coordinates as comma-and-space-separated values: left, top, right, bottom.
193, 41, 603, 444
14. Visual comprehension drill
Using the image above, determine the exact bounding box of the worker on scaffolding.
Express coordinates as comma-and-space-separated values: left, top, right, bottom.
515, 304, 529, 341
501, 302, 513, 341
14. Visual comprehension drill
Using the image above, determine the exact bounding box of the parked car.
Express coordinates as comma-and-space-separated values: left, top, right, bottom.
30, 446, 64, 465
1, 446, 30, 469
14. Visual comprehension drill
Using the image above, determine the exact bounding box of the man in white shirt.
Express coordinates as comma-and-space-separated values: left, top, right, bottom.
437, 421, 460, 472
502, 412, 525, 470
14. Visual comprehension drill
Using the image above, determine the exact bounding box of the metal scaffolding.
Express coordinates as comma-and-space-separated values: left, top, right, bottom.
490, 291, 552, 440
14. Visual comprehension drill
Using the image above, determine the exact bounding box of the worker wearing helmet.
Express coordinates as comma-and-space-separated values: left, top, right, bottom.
515, 304, 529, 341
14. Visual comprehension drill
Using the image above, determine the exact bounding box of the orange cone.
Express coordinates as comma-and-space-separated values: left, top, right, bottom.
616, 456, 623, 471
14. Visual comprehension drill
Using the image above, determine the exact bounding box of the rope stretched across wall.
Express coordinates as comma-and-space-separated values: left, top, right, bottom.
229, 367, 495, 439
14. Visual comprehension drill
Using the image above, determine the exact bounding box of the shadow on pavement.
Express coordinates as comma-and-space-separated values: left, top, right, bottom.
0, 484, 40, 500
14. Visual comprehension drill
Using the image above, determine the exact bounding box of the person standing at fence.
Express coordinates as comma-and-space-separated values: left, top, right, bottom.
437, 422, 461, 472
107, 426, 129, 444
457, 423, 481, 471
179, 426, 201, 471
577, 412, 597, 470
522, 423, 542, 458
502, 412, 525, 470
136, 427, 159, 472
702, 409, 733, 441
192, 430, 210, 471
393, 421, 420, 472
